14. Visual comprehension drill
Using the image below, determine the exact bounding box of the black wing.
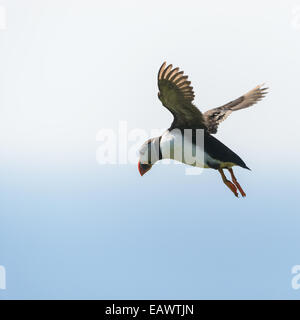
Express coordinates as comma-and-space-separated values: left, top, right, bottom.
158, 62, 206, 130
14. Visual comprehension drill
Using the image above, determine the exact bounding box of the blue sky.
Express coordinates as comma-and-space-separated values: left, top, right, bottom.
1, 0, 300, 299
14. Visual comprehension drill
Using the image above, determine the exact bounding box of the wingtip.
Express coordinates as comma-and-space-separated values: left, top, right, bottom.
259, 83, 269, 91
158, 61, 167, 80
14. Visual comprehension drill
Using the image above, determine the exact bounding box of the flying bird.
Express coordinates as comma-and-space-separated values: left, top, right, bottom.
138, 62, 268, 197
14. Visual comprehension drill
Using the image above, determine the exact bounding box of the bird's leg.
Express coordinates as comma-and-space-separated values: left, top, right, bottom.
218, 169, 238, 197
228, 168, 246, 197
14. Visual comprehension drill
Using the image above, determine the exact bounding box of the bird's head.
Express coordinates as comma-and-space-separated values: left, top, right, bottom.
138, 137, 160, 176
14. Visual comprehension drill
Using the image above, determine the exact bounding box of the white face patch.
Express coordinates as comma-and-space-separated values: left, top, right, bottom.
138, 137, 160, 164
138, 141, 148, 156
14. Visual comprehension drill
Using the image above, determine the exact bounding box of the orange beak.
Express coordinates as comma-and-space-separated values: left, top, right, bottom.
138, 161, 152, 176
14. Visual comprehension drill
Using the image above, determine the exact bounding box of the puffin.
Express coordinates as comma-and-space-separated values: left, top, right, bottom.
138, 62, 268, 197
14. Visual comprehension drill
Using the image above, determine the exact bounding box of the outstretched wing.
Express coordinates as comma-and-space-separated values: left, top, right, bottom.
158, 62, 206, 130
204, 84, 268, 134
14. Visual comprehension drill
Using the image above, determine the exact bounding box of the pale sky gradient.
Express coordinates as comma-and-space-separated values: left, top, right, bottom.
0, 0, 300, 299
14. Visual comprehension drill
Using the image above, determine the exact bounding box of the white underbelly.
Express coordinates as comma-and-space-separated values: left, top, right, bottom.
160, 130, 221, 169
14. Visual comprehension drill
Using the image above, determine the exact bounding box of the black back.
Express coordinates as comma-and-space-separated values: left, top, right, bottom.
204, 132, 250, 169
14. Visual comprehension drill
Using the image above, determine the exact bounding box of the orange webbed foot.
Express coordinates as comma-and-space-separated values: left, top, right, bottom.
225, 180, 239, 198
228, 168, 246, 198
218, 169, 239, 198
233, 180, 246, 197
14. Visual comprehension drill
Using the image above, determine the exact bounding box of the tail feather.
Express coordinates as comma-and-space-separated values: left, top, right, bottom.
204, 133, 250, 170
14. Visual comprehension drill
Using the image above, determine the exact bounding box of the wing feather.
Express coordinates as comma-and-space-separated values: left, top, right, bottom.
166, 67, 179, 80
204, 84, 268, 134
157, 62, 206, 130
